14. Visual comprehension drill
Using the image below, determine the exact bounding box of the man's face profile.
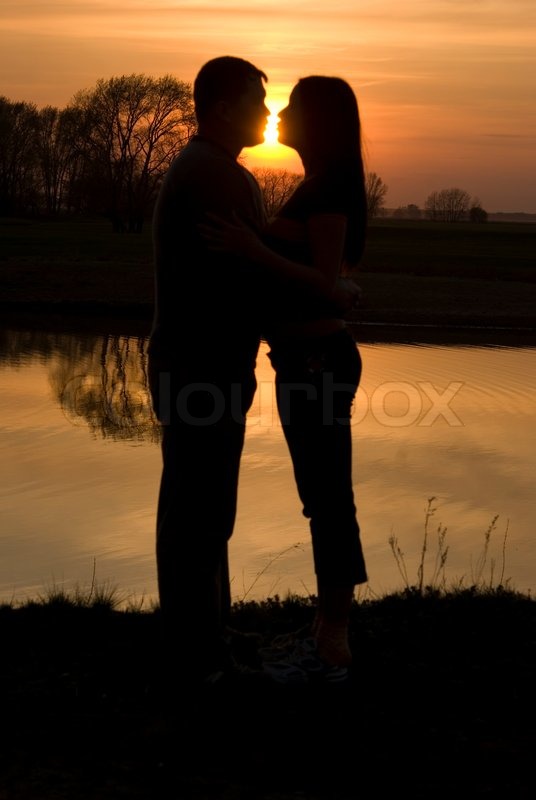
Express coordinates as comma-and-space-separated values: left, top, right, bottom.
228, 75, 269, 148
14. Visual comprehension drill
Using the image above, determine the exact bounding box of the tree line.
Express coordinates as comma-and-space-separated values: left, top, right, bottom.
367, 177, 488, 223
0, 73, 486, 230
0, 75, 195, 231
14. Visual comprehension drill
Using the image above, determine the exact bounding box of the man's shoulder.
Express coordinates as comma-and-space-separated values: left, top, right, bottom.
169, 137, 248, 181
163, 141, 261, 215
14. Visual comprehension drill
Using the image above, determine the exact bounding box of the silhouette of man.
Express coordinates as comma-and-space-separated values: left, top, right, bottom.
148, 56, 270, 684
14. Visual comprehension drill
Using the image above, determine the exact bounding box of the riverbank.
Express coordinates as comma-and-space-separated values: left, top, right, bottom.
1, 587, 535, 799
3, 269, 536, 351
1, 217, 535, 335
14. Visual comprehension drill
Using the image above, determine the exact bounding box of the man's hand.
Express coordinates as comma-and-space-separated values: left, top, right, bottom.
198, 212, 262, 260
331, 277, 362, 315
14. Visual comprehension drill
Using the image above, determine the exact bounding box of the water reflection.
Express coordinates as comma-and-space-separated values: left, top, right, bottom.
0, 328, 160, 443
1, 324, 536, 605
52, 336, 159, 443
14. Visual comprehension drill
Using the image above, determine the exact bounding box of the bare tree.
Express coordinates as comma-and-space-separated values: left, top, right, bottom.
70, 74, 195, 231
365, 172, 388, 218
34, 106, 81, 216
469, 197, 488, 223
0, 97, 39, 215
251, 167, 302, 217
424, 187, 471, 222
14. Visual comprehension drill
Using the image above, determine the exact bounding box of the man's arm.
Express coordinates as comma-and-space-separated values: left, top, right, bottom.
199, 210, 361, 312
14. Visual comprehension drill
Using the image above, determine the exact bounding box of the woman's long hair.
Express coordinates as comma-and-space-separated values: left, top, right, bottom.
294, 76, 364, 176
295, 76, 367, 262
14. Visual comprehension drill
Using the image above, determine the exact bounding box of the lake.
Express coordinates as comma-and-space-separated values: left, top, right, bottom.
1, 322, 535, 607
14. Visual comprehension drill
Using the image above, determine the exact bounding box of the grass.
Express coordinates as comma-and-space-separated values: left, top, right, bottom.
1, 216, 536, 330
2, 216, 535, 280
349, 270, 536, 328
1, 510, 535, 799
1, 585, 535, 799
33, 558, 154, 614
363, 218, 536, 281
387, 497, 512, 596
0, 217, 154, 313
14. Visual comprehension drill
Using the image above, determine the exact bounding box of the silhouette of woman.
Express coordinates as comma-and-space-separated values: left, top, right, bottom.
201, 75, 368, 680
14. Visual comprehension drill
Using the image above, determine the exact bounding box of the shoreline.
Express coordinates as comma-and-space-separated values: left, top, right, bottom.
2, 302, 536, 348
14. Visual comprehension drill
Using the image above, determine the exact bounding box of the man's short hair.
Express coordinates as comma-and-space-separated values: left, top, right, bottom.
194, 56, 267, 122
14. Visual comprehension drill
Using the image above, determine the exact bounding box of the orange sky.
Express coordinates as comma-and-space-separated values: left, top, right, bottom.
1, 0, 535, 212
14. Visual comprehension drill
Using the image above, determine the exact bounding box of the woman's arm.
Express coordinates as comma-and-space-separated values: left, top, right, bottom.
307, 213, 347, 287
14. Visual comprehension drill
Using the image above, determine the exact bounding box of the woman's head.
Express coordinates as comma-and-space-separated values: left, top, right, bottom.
278, 76, 362, 169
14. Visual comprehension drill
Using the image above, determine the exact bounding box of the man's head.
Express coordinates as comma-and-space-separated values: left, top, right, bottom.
194, 56, 269, 149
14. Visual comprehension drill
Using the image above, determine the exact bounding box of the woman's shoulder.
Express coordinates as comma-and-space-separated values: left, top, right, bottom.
280, 164, 363, 220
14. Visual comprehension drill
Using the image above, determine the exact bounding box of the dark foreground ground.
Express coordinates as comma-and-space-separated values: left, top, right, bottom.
1, 590, 535, 800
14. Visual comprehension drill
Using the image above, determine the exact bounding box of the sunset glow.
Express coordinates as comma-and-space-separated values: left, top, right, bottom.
1, 0, 535, 211
263, 110, 280, 147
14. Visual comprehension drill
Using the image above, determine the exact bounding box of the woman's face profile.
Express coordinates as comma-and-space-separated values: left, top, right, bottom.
278, 86, 304, 151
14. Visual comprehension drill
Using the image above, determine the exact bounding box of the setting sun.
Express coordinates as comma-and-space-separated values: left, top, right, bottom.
264, 110, 280, 146
246, 98, 302, 174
